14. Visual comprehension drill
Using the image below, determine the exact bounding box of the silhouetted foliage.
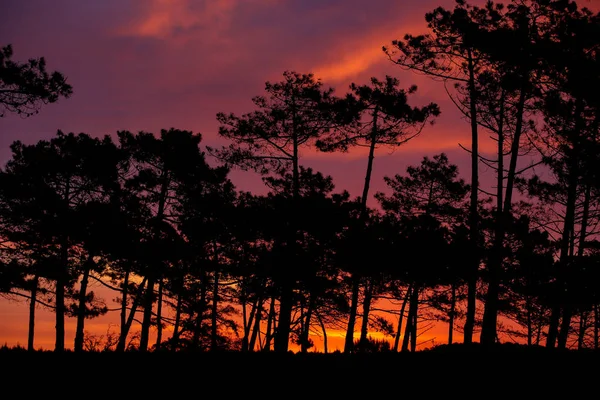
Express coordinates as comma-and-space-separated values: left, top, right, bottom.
0, 44, 72, 117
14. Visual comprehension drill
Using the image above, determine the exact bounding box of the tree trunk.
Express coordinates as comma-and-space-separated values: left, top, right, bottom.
481, 91, 510, 346
402, 285, 419, 352
172, 290, 183, 351
316, 312, 328, 354
118, 269, 129, 351
55, 236, 67, 352
139, 276, 155, 351
344, 277, 360, 353
241, 289, 249, 351
55, 177, 71, 352
554, 102, 584, 349
27, 274, 39, 351
74, 255, 94, 352
192, 273, 208, 349
275, 127, 299, 353
361, 108, 378, 215
410, 288, 419, 352
211, 270, 220, 351
464, 50, 479, 345
264, 294, 276, 352
526, 295, 532, 346
154, 278, 163, 351
578, 311, 587, 350
562, 184, 591, 348
594, 303, 599, 350
344, 108, 379, 353
119, 269, 129, 345
242, 293, 257, 352
249, 296, 263, 352
394, 285, 411, 352
117, 275, 147, 352
535, 314, 543, 346
358, 278, 374, 350
300, 292, 315, 353
140, 170, 169, 352
448, 282, 457, 345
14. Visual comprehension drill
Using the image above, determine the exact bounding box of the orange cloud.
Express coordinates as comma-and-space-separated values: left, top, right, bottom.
312, 20, 429, 83
119, 0, 274, 40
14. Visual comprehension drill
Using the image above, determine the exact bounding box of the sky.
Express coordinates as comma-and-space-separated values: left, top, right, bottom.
1, 0, 598, 351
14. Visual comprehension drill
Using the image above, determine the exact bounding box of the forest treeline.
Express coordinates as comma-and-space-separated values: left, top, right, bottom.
1, 0, 600, 353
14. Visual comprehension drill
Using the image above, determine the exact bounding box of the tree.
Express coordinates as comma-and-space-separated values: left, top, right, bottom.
316, 75, 439, 352
376, 153, 469, 349
0, 44, 72, 118
385, 1, 489, 343
118, 128, 217, 352
0, 131, 121, 351
211, 70, 345, 353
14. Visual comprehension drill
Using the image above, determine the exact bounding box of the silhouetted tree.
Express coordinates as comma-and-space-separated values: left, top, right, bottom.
385, 1, 491, 343
0, 44, 72, 118
516, 1, 600, 348
212, 71, 345, 353
118, 128, 214, 351
317, 75, 439, 352
376, 153, 469, 349
0, 132, 121, 351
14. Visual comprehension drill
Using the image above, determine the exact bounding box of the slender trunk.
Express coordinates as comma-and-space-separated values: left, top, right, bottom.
560, 185, 591, 350
140, 170, 169, 352
117, 276, 147, 352
118, 269, 129, 351
274, 127, 299, 354
554, 104, 584, 349
55, 178, 71, 352
120, 269, 129, 342
241, 290, 249, 351
481, 92, 510, 346
249, 297, 263, 351
211, 270, 220, 351
344, 277, 360, 353
192, 273, 208, 349
464, 50, 479, 345
526, 295, 533, 346
301, 294, 315, 353
402, 285, 419, 352
74, 255, 94, 352
410, 288, 419, 352
537, 307, 546, 346
55, 236, 67, 352
139, 276, 155, 351
359, 278, 374, 349
503, 85, 527, 213
27, 274, 39, 351
264, 294, 276, 352
154, 278, 163, 351
594, 303, 599, 350
343, 109, 379, 353
578, 311, 587, 350
394, 285, 411, 352
448, 282, 457, 345
242, 294, 257, 352
361, 108, 378, 214
546, 305, 561, 349
172, 290, 183, 351
577, 184, 591, 260
316, 312, 328, 354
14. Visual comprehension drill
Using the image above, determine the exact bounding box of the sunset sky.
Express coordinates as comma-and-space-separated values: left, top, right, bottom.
2, 0, 598, 351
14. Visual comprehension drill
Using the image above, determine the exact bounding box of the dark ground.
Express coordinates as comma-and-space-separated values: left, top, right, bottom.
1, 343, 598, 397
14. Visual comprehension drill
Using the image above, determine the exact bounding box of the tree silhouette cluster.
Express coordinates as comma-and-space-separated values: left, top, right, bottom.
1, 0, 600, 354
